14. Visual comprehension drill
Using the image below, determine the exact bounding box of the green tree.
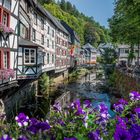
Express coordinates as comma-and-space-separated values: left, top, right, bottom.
39, 73, 50, 95
84, 22, 100, 47
60, 0, 67, 11
43, 2, 110, 46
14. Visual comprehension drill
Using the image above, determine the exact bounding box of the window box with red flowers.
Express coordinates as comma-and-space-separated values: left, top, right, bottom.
0, 69, 15, 81
0, 22, 14, 35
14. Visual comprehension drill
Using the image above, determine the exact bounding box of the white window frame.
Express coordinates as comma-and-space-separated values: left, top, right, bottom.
24, 48, 36, 65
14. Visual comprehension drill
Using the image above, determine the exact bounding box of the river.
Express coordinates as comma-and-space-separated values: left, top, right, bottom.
18, 68, 115, 119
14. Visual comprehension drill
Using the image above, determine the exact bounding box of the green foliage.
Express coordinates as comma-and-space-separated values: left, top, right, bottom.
43, 2, 110, 46
109, 0, 140, 45
39, 73, 51, 95
99, 47, 117, 64
37, 0, 55, 4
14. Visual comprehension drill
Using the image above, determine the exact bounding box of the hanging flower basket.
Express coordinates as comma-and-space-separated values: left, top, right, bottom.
0, 22, 14, 34
0, 69, 15, 80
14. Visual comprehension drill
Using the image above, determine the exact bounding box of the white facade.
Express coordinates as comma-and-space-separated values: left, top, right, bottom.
17, 0, 57, 79
118, 44, 140, 65
55, 28, 69, 73
0, 0, 19, 87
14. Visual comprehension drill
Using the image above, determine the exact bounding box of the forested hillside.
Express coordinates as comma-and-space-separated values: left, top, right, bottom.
38, 0, 111, 47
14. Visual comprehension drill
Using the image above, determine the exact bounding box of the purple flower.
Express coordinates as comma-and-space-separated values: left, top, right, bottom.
113, 103, 124, 113
98, 103, 108, 113
29, 118, 38, 125
134, 108, 140, 119
18, 135, 28, 140
118, 99, 128, 105
114, 125, 132, 140
64, 137, 77, 140
27, 121, 50, 134
75, 107, 85, 116
0, 134, 13, 140
117, 116, 127, 129
73, 99, 81, 109
134, 108, 140, 113
129, 124, 140, 140
129, 91, 140, 101
15, 113, 29, 127
88, 130, 101, 140
58, 119, 65, 126
130, 114, 137, 124
53, 103, 61, 111
83, 100, 91, 108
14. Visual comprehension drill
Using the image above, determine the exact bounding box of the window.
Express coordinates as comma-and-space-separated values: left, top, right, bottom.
47, 26, 50, 34
2, 11, 9, 26
125, 49, 129, 53
41, 19, 44, 30
4, 51, 8, 69
120, 49, 124, 54
52, 54, 54, 63
41, 35, 44, 45
52, 30, 54, 37
0, 49, 10, 69
34, 12, 37, 25
32, 29, 36, 41
62, 40, 64, 46
47, 53, 49, 64
52, 41, 54, 49
47, 39, 49, 47
24, 49, 36, 64
20, 23, 28, 39
3, 50, 10, 69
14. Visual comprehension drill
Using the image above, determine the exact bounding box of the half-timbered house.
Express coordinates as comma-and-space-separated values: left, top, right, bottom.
55, 19, 69, 73
0, 0, 19, 91
17, 0, 56, 79
61, 20, 81, 68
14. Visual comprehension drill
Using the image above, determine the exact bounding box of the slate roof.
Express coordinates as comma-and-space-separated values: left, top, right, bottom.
19, 38, 39, 47
98, 43, 114, 49
82, 43, 97, 53
31, 0, 69, 35
61, 20, 80, 42
44, 9, 69, 34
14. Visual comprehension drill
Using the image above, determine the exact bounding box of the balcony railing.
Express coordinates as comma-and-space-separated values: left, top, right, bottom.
0, 69, 15, 84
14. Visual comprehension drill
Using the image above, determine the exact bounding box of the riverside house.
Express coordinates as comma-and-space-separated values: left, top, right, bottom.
0, 0, 19, 91
17, 0, 56, 80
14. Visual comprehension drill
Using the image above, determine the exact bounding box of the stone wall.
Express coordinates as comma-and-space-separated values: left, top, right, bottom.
53, 70, 68, 85
0, 80, 38, 120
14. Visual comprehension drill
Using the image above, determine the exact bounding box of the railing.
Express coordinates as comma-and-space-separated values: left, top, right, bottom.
0, 69, 15, 84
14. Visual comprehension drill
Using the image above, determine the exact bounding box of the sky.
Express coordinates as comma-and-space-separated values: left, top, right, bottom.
63, 0, 114, 28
